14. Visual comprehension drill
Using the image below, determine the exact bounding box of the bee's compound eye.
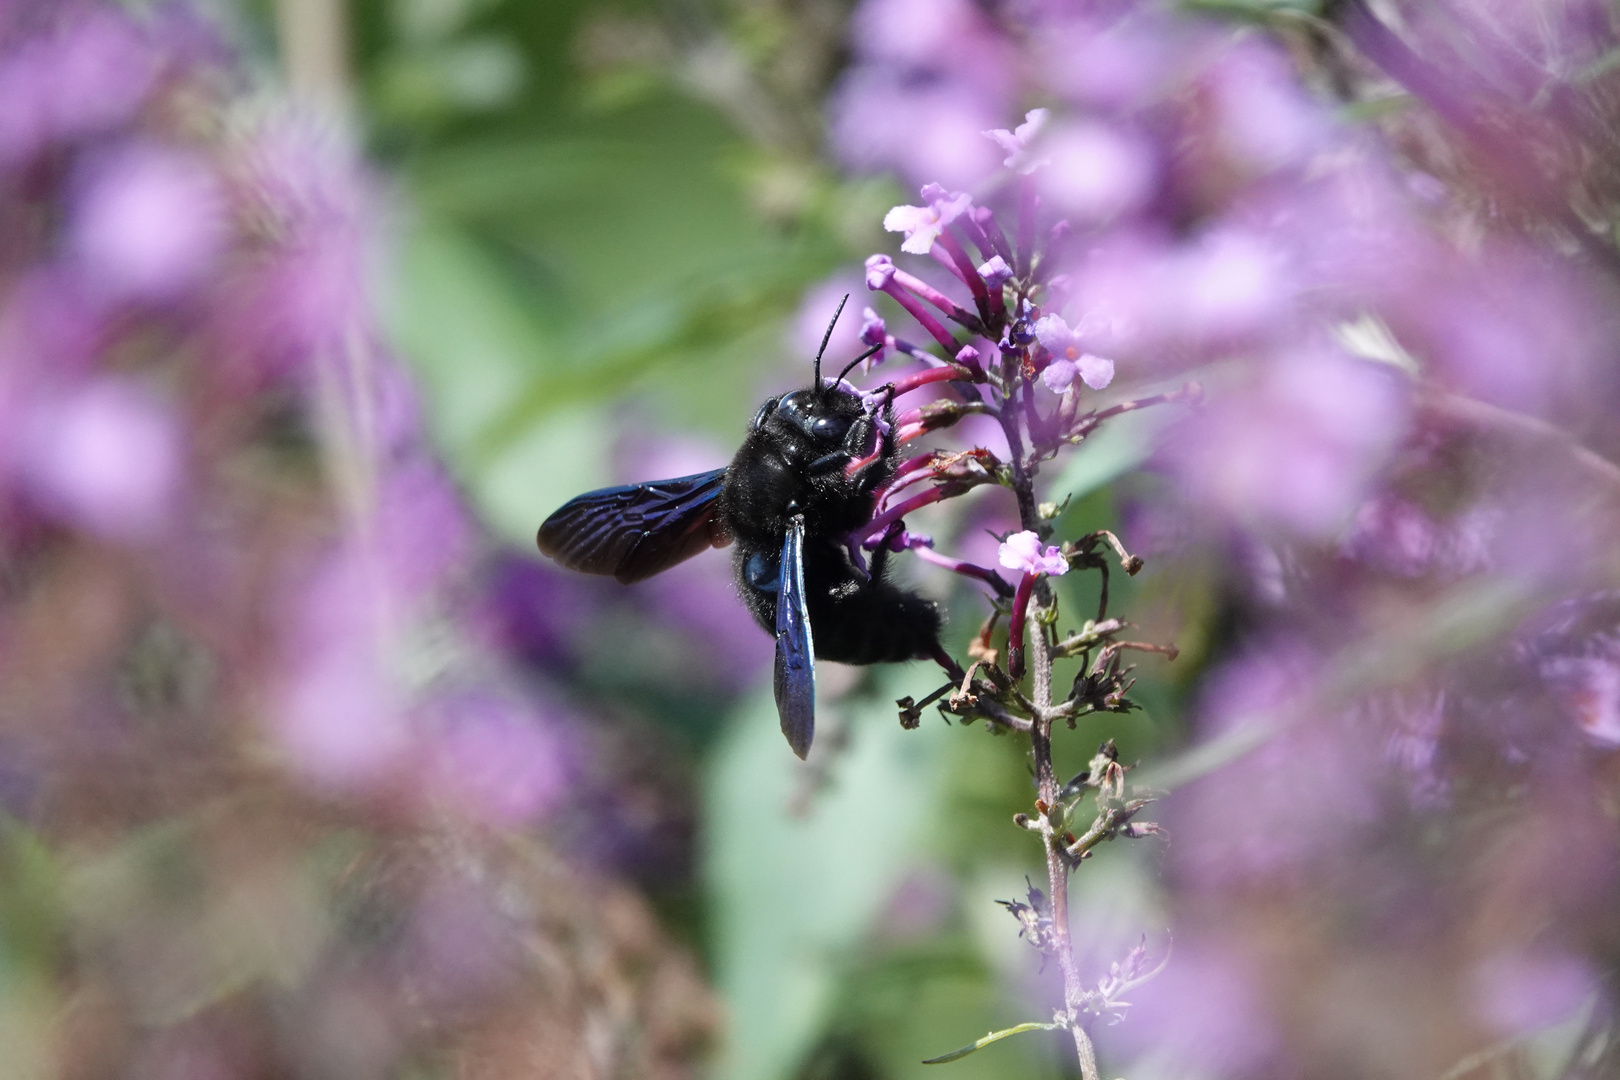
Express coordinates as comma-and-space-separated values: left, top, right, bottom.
751, 398, 778, 431
810, 416, 841, 441
743, 550, 780, 592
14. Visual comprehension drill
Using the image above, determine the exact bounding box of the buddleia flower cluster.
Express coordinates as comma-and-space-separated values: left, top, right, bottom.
813, 106, 1188, 1072
820, 0, 1620, 1076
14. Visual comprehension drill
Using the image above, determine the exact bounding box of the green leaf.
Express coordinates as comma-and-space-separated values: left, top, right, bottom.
705, 670, 954, 1080
921, 1021, 1063, 1065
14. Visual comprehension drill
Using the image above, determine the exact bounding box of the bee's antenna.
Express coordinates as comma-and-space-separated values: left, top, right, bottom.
834, 343, 883, 388
814, 294, 851, 391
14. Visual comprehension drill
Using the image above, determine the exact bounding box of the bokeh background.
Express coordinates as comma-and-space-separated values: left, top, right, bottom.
4, 1, 1620, 1078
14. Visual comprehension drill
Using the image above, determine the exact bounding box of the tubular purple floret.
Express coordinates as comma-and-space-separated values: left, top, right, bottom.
927, 242, 973, 289
1016, 176, 1038, 278
858, 484, 950, 547
866, 255, 962, 354
1038, 219, 1072, 279
892, 404, 926, 432
843, 447, 885, 479
903, 533, 1011, 594
954, 208, 996, 263
858, 308, 888, 366
973, 205, 1017, 268
894, 337, 951, 367
844, 533, 869, 578
873, 451, 944, 507
934, 231, 989, 305
954, 345, 985, 379
888, 363, 973, 400
1008, 570, 1036, 679
888, 262, 983, 332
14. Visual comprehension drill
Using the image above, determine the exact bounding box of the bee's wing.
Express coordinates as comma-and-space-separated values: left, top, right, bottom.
773, 514, 817, 758
536, 469, 730, 584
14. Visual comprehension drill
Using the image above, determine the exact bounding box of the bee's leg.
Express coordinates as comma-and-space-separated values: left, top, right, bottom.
808, 451, 846, 475
842, 413, 880, 459
842, 411, 898, 491
866, 519, 904, 579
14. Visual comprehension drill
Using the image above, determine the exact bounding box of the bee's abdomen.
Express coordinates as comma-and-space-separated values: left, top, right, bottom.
807, 581, 942, 665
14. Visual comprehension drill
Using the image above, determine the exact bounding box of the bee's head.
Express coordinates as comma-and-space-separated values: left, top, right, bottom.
771, 387, 857, 446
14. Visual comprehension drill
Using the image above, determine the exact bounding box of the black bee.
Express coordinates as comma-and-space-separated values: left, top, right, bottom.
536, 301, 943, 758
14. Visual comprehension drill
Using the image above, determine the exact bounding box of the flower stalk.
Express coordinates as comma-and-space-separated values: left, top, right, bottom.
853, 155, 1187, 1074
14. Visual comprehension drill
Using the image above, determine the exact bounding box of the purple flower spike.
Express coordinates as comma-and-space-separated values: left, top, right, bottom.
984, 107, 1050, 174
999, 530, 1069, 576
884, 186, 974, 255
1034, 313, 1115, 391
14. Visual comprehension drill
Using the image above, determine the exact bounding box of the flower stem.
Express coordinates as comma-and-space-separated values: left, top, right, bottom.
998, 391, 1101, 1080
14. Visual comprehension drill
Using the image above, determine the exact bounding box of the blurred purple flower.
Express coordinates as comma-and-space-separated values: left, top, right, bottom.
272, 549, 409, 789
983, 108, 1049, 174
372, 455, 474, 598
1203, 40, 1329, 175
1170, 645, 1386, 880
483, 555, 595, 671
21, 377, 181, 540
1112, 940, 1276, 1073
1039, 15, 1178, 111
830, 0, 1013, 186
1471, 949, 1598, 1036
830, 69, 1006, 188
71, 141, 227, 301
848, 0, 996, 68
230, 121, 376, 381
0, 6, 158, 169
1164, 350, 1407, 537
793, 276, 865, 363
1542, 657, 1620, 747
1341, 493, 1499, 582
1037, 121, 1154, 224
1172, 228, 1286, 344
426, 692, 569, 825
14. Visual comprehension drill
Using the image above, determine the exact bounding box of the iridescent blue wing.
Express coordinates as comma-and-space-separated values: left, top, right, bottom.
537, 469, 729, 584
773, 514, 817, 758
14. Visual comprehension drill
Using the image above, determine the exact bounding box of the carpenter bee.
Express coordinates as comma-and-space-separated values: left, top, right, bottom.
537, 300, 943, 758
